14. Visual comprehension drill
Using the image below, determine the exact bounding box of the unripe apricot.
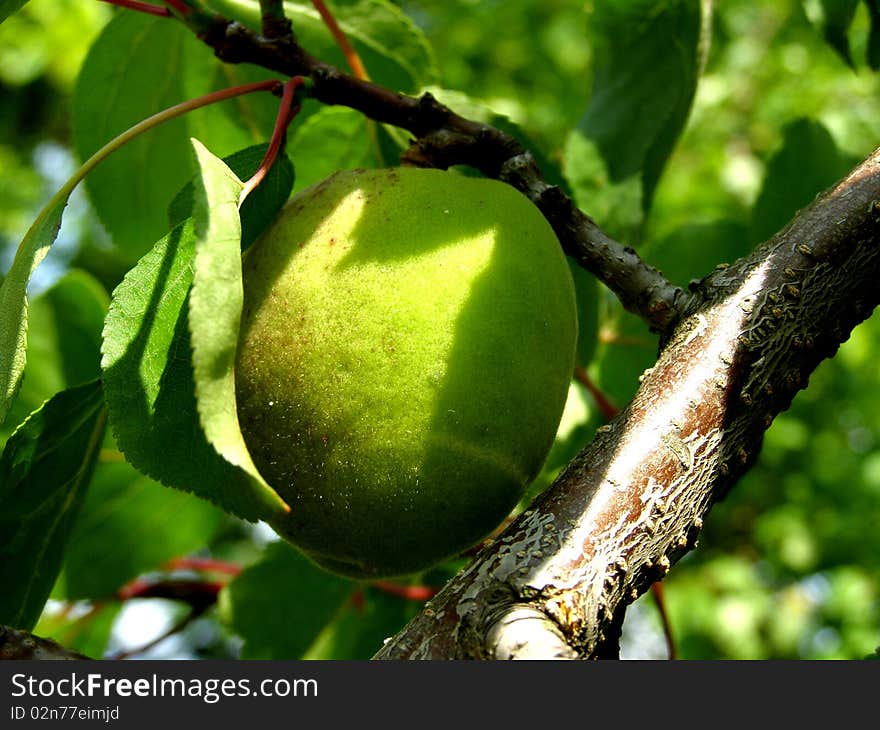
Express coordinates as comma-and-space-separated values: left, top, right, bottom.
235, 167, 577, 578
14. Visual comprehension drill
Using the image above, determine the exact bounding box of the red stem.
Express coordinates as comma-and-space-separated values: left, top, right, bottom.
99, 0, 171, 16
650, 581, 677, 660
310, 0, 370, 80
240, 76, 304, 203
372, 581, 439, 602
164, 556, 243, 576
574, 365, 620, 421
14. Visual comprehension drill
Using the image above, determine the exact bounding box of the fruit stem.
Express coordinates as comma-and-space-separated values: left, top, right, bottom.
240, 76, 306, 204
310, 0, 370, 81
98, 0, 171, 16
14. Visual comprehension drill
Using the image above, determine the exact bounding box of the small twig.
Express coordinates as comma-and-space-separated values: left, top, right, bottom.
310, 0, 370, 80
372, 581, 439, 602
574, 366, 619, 421
164, 556, 243, 576
259, 0, 293, 39
117, 578, 224, 610
240, 76, 306, 203
99, 0, 171, 16
650, 582, 677, 660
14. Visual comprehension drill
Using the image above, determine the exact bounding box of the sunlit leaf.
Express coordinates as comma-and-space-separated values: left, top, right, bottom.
168, 143, 294, 248
2, 270, 108, 441
0, 198, 65, 423
101, 221, 284, 523
188, 139, 285, 510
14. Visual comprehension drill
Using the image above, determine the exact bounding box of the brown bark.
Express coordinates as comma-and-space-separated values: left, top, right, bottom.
0, 625, 88, 660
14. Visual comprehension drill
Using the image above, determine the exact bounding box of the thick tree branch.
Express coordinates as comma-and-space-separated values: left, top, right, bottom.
374, 149, 880, 659
192, 14, 683, 332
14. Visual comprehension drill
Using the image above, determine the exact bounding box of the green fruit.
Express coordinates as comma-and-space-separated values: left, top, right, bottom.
235, 167, 577, 578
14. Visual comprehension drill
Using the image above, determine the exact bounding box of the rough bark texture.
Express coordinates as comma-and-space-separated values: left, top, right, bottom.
374, 150, 880, 659
0, 625, 88, 660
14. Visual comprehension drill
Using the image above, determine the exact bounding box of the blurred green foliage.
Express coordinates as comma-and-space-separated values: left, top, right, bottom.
1, 0, 878, 659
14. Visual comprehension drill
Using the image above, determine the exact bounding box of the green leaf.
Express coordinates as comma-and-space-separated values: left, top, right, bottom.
865, 0, 880, 69
643, 219, 752, 289
100, 220, 285, 523
72, 13, 197, 259
218, 541, 354, 659
0, 380, 106, 630
169, 143, 294, 248
563, 130, 643, 244
34, 603, 121, 660
0, 198, 65, 424
303, 587, 418, 659
0, 0, 27, 24
314, 0, 437, 89
2, 270, 108, 442
577, 0, 703, 216
593, 299, 658, 408
188, 139, 285, 511
750, 118, 849, 244
58, 460, 224, 600
179, 36, 279, 159
289, 107, 379, 192
804, 0, 860, 67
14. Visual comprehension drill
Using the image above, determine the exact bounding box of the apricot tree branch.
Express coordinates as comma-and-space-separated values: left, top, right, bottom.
191, 14, 683, 333
0, 625, 89, 660
374, 148, 880, 659
258, 0, 292, 39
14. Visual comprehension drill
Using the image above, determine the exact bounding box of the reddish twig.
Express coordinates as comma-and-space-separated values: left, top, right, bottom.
164, 556, 243, 576
240, 76, 305, 203
574, 365, 620, 421
116, 578, 224, 610
372, 581, 439, 602
98, 0, 171, 16
310, 0, 370, 80
650, 582, 677, 660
